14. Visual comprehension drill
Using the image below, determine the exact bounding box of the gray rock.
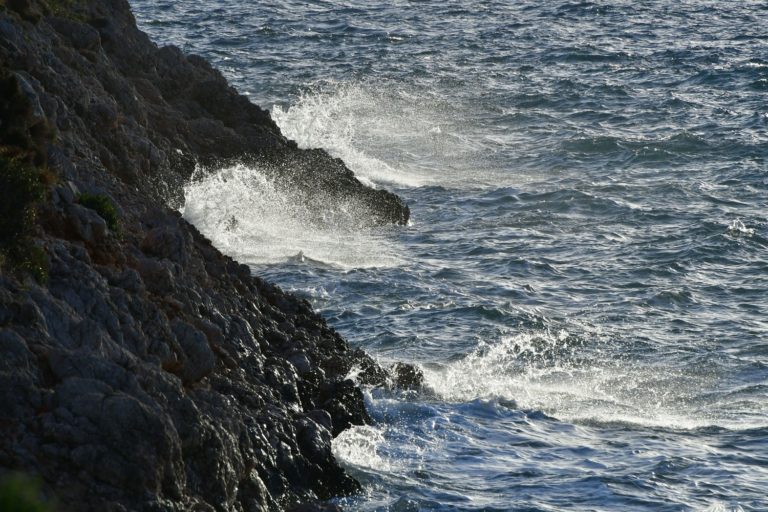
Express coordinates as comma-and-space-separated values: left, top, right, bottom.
171, 319, 215, 384
49, 17, 102, 53
288, 352, 312, 375
141, 225, 189, 265
6, 0, 42, 23
134, 257, 175, 295
13, 72, 46, 126
67, 203, 108, 243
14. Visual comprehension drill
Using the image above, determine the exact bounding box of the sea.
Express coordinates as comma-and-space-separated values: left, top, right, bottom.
131, 1, 768, 510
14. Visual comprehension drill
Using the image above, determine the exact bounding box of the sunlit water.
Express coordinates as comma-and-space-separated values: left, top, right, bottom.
133, 1, 768, 510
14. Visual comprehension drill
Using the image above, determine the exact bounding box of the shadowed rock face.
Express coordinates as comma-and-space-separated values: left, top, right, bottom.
1, 0, 410, 223
0, 0, 412, 510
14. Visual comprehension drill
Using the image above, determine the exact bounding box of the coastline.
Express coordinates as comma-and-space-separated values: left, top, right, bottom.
0, 0, 415, 510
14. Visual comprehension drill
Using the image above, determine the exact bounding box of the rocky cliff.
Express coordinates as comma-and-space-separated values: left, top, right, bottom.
0, 0, 415, 510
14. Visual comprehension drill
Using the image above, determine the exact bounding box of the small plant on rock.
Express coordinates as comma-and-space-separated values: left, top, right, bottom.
0, 473, 55, 512
77, 192, 121, 234
0, 155, 49, 283
0, 155, 43, 244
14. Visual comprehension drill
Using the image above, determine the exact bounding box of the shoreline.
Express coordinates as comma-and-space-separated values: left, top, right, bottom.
0, 0, 417, 510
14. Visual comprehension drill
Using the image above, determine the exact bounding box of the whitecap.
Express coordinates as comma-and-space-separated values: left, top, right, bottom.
181, 163, 403, 268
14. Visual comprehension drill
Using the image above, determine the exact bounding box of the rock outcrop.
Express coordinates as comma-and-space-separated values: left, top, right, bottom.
0, 0, 415, 510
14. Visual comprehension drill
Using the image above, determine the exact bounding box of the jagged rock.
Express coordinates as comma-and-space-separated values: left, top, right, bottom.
49, 16, 101, 53
67, 203, 108, 243
171, 319, 216, 384
6, 0, 42, 23
13, 73, 46, 127
140, 225, 190, 264
390, 362, 425, 391
0, 0, 416, 510
319, 379, 372, 437
289, 351, 313, 375
134, 256, 175, 295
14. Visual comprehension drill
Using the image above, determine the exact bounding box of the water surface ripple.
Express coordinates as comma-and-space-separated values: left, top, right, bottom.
132, 1, 768, 510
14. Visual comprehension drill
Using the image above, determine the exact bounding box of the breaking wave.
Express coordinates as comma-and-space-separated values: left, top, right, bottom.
181, 163, 402, 268
272, 80, 497, 189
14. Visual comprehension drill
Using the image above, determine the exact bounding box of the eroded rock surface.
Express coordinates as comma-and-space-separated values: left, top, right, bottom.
0, 0, 411, 510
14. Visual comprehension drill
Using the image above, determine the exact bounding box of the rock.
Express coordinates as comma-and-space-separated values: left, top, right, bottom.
6, 0, 42, 23
390, 362, 425, 390
134, 256, 175, 295
13, 73, 46, 127
288, 352, 312, 375
67, 204, 108, 243
304, 410, 333, 433
287, 503, 343, 512
171, 319, 215, 384
0, 0, 411, 509
49, 17, 102, 54
140, 225, 189, 265
319, 379, 372, 437
89, 97, 119, 131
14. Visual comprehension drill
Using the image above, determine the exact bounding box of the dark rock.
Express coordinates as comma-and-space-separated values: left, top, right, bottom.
49, 17, 102, 53
319, 379, 372, 437
134, 256, 175, 295
390, 362, 425, 391
13, 73, 46, 127
171, 319, 216, 384
6, 0, 42, 23
141, 225, 189, 264
288, 504, 343, 512
288, 352, 313, 375
66, 203, 108, 243
0, 1, 417, 510
305, 409, 333, 433
89, 96, 119, 131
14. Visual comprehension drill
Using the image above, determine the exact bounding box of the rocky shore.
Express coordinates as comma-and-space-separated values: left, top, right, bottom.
0, 0, 416, 510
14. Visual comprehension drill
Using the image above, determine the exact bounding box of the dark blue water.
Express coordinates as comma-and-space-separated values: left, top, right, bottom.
132, 1, 768, 510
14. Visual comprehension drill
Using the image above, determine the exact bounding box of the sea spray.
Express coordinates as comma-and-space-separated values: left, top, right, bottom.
272, 80, 502, 189
136, 0, 768, 509
182, 163, 403, 268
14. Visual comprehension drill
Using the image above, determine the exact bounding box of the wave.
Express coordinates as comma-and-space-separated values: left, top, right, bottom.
271, 79, 501, 189
181, 163, 402, 268
420, 329, 767, 431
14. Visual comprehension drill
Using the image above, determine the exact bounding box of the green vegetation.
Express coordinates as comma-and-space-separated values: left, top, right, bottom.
0, 155, 49, 283
11, 244, 49, 283
0, 156, 43, 243
77, 192, 121, 234
0, 473, 55, 512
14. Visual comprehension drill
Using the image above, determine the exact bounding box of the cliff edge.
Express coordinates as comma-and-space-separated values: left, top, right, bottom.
0, 0, 414, 510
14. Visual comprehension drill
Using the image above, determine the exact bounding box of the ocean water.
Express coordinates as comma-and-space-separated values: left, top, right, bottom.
131, 1, 768, 510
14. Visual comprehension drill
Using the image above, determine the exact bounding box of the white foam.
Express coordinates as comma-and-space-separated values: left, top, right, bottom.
271, 80, 495, 189
726, 218, 754, 236
181, 163, 402, 268
333, 425, 392, 472
422, 330, 767, 431
702, 503, 746, 512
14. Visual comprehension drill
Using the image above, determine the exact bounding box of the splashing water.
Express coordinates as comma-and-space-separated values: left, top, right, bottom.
421, 329, 745, 431
272, 80, 505, 189
134, 0, 768, 509
181, 164, 403, 268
